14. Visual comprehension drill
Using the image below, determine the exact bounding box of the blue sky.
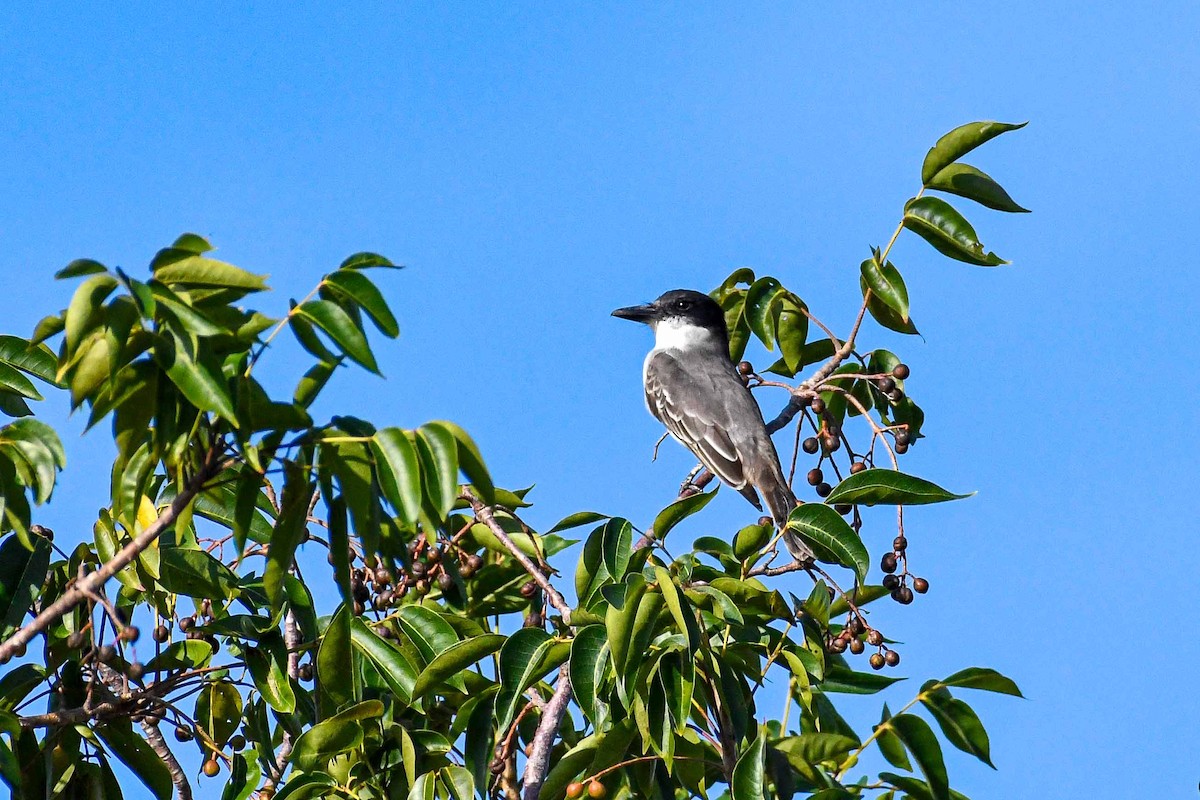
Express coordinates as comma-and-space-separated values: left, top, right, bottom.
2, 4, 1198, 798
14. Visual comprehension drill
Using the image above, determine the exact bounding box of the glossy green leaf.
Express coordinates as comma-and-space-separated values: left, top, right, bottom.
0, 336, 59, 387
875, 705, 912, 771
318, 604, 355, 712
371, 428, 422, 526
153, 256, 267, 291
494, 627, 554, 733
821, 663, 905, 694
786, 503, 868, 582
650, 488, 716, 543
442, 765, 475, 800
350, 617, 417, 704
143, 640, 213, 673
859, 257, 910, 322
340, 252, 400, 270
745, 277, 784, 349
773, 732, 858, 767
828, 584, 891, 617
262, 464, 312, 610
654, 566, 694, 650
926, 162, 1029, 213
859, 272, 919, 335
55, 258, 108, 280
773, 291, 809, 372
731, 732, 765, 800
64, 274, 118, 353
548, 510, 608, 533
601, 517, 633, 581
411, 633, 505, 701
323, 270, 399, 337
196, 680, 243, 748
938, 667, 1023, 697
921, 688, 993, 767
417, 422, 459, 518
430, 420, 493, 504
569, 625, 608, 726
824, 469, 972, 507
292, 700, 383, 771
903, 197, 1007, 266
888, 714, 949, 800
160, 338, 237, 421
159, 547, 239, 600
294, 299, 379, 373
921, 120, 1028, 185
396, 606, 461, 667
221, 753, 260, 800
244, 645, 297, 714
0, 534, 50, 635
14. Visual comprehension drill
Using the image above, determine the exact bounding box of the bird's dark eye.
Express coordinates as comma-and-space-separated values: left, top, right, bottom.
674, 299, 692, 311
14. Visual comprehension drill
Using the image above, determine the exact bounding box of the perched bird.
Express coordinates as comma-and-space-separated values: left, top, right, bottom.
613, 289, 813, 562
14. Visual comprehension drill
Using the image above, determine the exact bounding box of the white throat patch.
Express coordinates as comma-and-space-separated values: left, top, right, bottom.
652, 317, 716, 352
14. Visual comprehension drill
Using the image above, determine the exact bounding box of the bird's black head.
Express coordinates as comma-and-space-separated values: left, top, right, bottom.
612, 289, 728, 334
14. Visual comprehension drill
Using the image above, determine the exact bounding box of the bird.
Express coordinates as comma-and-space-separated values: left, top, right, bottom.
612, 289, 813, 562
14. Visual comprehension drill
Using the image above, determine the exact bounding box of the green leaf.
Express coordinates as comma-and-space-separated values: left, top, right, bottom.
294, 299, 379, 373
159, 547, 240, 600
926, 162, 1029, 213
773, 732, 858, 767
859, 257, 910, 322
153, 256, 267, 291
786, 504, 868, 582
938, 667, 1022, 697
0, 534, 50, 636
411, 634, 506, 701
569, 625, 608, 726
143, 640, 213, 673
875, 705, 912, 771
244, 645, 297, 714
921, 688, 993, 767
654, 566, 694, 650
495, 627, 554, 733
318, 604, 355, 712
323, 270, 399, 337
824, 469, 972, 507
650, 489, 716, 543
262, 464, 312, 610
55, 259, 108, 280
417, 422, 459, 519
0, 336, 60, 387
159, 337, 237, 421
821, 663, 905, 694
921, 120, 1028, 185
828, 584, 891, 617
601, 517, 633, 581
731, 732, 765, 800
859, 272, 918, 336
196, 680, 243, 748
773, 291, 808, 372
371, 428, 422, 526
340, 252, 400, 270
64, 274, 118, 353
349, 617, 417, 704
95, 719, 173, 800
548, 510, 608, 534
291, 700, 383, 771
429, 420, 493, 504
903, 197, 1007, 267
744, 277, 784, 349
888, 714, 949, 800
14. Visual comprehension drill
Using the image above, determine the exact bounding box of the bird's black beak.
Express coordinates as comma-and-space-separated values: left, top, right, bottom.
611, 303, 658, 324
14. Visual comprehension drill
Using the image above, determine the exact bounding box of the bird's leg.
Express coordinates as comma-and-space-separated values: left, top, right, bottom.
651, 432, 670, 462
678, 463, 705, 496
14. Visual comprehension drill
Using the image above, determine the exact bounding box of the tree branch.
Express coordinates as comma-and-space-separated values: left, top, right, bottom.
462, 492, 572, 626
141, 717, 193, 800
521, 665, 572, 800
0, 453, 226, 665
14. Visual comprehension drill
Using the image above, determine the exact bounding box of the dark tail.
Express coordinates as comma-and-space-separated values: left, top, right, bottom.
760, 472, 814, 563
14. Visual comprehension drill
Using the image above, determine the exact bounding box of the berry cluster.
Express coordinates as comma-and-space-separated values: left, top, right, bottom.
879, 535, 929, 605
825, 615, 901, 669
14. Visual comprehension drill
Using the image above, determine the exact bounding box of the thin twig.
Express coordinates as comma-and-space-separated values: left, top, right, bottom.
0, 452, 227, 664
